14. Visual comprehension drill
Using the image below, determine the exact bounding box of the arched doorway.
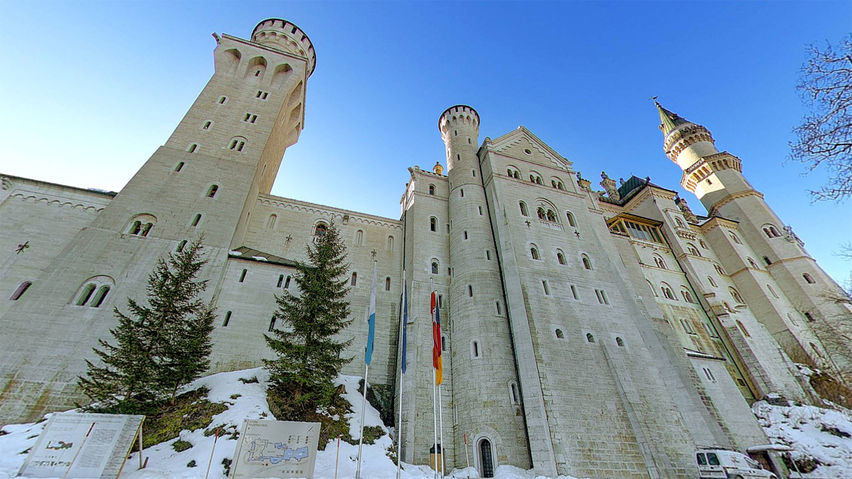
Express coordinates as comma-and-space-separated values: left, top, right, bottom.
478, 438, 494, 478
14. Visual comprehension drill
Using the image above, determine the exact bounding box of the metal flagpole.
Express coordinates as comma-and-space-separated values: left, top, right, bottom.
430, 279, 438, 479
438, 384, 445, 479
432, 368, 438, 479
357, 257, 378, 479
356, 361, 369, 479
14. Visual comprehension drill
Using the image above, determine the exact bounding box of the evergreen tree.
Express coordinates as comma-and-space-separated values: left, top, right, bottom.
78, 238, 216, 411
265, 223, 352, 419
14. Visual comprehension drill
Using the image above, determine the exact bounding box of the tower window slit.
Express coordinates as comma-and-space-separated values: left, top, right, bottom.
277, 274, 284, 288
268, 317, 276, 332
284, 276, 291, 289
10, 281, 32, 300
238, 269, 247, 283
223, 311, 231, 327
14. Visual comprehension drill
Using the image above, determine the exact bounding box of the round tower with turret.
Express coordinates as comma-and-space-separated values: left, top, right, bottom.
656, 101, 852, 381
439, 105, 531, 472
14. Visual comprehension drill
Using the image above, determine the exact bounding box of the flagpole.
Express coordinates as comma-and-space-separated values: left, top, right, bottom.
432, 368, 438, 479
357, 257, 378, 479
438, 384, 445, 479
355, 361, 369, 479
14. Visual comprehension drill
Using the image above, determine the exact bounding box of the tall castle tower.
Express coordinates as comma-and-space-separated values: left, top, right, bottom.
656, 102, 852, 379
440, 106, 531, 472
0, 19, 315, 422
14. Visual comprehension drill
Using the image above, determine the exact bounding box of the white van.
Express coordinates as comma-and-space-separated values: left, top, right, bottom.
696, 448, 777, 479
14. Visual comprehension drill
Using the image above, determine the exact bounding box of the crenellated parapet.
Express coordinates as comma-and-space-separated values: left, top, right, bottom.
251, 18, 316, 75
680, 151, 743, 192
438, 105, 480, 140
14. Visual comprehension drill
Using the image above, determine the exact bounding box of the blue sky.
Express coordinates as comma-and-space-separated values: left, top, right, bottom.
1, 1, 850, 284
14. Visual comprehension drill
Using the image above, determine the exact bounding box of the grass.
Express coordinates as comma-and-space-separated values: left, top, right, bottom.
267, 384, 357, 450
172, 439, 192, 452
141, 387, 227, 448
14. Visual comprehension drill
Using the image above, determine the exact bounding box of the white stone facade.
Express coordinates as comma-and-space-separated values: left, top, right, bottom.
2, 18, 850, 479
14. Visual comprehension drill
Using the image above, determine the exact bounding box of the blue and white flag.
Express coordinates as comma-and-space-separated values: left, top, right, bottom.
365, 261, 377, 365
401, 270, 408, 374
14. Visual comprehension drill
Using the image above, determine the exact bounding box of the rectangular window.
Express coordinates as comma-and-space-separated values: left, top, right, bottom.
478, 206, 483, 215
680, 318, 696, 335
495, 301, 502, 315
223, 311, 231, 327
542, 280, 550, 296
485, 250, 491, 260
268, 317, 276, 332
570, 285, 578, 300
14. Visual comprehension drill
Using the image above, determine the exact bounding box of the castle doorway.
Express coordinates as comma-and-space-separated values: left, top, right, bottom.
478, 438, 494, 477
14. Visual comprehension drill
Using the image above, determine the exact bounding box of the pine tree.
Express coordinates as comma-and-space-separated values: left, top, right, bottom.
265, 223, 353, 419
78, 238, 216, 411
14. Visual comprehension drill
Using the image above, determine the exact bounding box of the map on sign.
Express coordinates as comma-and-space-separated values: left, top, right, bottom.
230, 420, 320, 478
18, 412, 144, 479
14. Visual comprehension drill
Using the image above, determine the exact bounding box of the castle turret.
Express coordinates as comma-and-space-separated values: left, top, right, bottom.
657, 101, 852, 381
439, 106, 531, 471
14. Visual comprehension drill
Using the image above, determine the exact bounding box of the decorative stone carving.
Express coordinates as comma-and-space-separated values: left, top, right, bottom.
675, 197, 699, 223
600, 171, 620, 201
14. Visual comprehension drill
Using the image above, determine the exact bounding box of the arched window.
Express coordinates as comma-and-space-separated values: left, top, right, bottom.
566, 211, 576, 227
387, 236, 394, 251
385, 277, 391, 291
202, 120, 212, 130
536, 207, 546, 220
228, 136, 247, 152
675, 217, 686, 228
206, 184, 218, 198
729, 287, 745, 303
187, 143, 198, 153
653, 255, 666, 269
699, 239, 708, 249
803, 273, 816, 284
736, 320, 751, 338
509, 382, 520, 404
714, 264, 725, 275
707, 276, 718, 287
73, 276, 114, 307
10, 281, 32, 300
661, 283, 676, 300
586, 333, 595, 343
556, 250, 566, 265
763, 224, 781, 238
729, 232, 742, 244
681, 289, 695, 303
478, 438, 494, 478
519, 201, 529, 216
747, 258, 759, 269
581, 254, 592, 270
546, 209, 556, 222
429, 184, 435, 195
530, 246, 540, 260
551, 177, 565, 190
314, 223, 328, 237
126, 214, 156, 237
267, 214, 277, 229
555, 329, 564, 339
687, 243, 701, 256
431, 260, 439, 275
507, 166, 520, 179
351, 272, 357, 286
616, 337, 625, 347
430, 217, 438, 231
355, 230, 364, 246
174, 161, 184, 172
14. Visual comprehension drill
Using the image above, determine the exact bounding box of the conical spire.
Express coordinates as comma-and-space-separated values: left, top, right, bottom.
654, 100, 691, 135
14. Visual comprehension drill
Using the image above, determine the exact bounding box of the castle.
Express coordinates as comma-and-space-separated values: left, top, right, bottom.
2, 18, 851, 479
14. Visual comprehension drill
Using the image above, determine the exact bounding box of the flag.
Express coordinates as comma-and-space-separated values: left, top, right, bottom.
401, 271, 408, 374
431, 291, 442, 385
365, 262, 377, 365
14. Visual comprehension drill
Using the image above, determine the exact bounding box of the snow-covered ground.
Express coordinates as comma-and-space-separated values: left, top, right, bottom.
4, 368, 851, 479
0, 369, 587, 479
753, 400, 852, 478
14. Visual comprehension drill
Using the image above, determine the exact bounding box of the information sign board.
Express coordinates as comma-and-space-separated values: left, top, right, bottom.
230, 419, 320, 478
18, 412, 144, 478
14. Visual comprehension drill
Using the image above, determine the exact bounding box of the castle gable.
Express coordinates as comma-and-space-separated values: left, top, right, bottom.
489, 127, 573, 172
